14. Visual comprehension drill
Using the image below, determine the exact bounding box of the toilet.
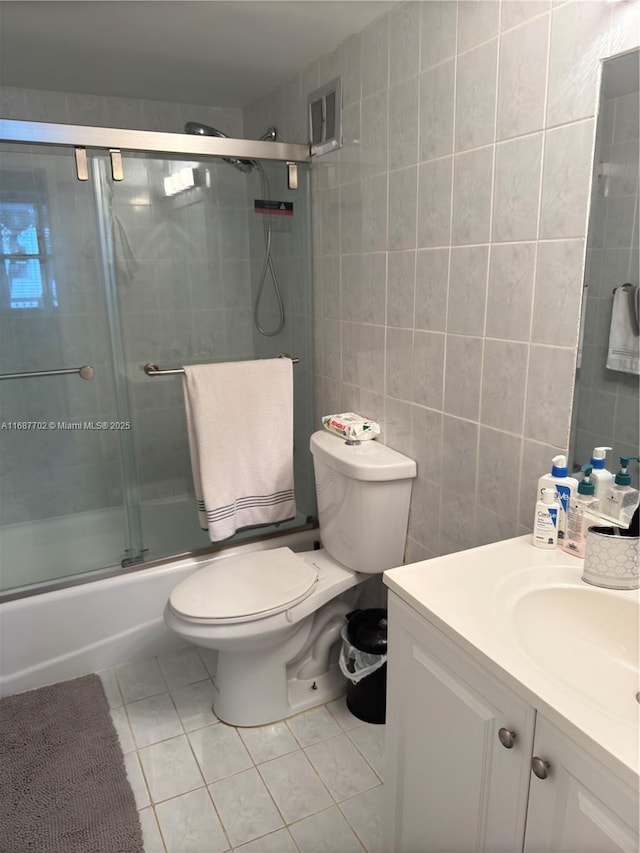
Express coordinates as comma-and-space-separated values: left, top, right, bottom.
164, 430, 416, 726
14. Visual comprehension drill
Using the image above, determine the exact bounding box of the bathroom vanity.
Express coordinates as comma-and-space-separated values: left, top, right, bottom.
383, 536, 639, 853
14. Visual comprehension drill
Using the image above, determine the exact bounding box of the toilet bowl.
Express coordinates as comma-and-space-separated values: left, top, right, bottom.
165, 546, 365, 725
164, 431, 416, 726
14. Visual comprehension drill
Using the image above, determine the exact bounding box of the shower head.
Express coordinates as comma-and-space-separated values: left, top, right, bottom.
184, 121, 228, 138
184, 121, 254, 173
184, 122, 278, 173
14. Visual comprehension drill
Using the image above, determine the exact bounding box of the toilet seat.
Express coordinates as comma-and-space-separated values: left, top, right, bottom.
168, 547, 318, 625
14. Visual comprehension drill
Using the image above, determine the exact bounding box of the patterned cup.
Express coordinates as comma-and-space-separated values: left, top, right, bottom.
582, 526, 639, 590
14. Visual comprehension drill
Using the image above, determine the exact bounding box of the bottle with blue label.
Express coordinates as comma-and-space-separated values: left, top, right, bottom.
536, 455, 578, 541
533, 488, 560, 549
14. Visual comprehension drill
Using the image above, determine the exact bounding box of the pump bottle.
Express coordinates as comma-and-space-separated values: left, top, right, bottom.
604, 456, 640, 527
536, 455, 578, 540
589, 446, 613, 499
563, 465, 600, 558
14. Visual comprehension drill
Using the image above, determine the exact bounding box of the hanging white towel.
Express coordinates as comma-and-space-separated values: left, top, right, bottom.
183, 359, 296, 542
606, 285, 640, 375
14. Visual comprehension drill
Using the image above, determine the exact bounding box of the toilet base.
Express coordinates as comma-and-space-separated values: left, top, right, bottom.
212, 599, 352, 727
287, 663, 347, 719
214, 662, 346, 727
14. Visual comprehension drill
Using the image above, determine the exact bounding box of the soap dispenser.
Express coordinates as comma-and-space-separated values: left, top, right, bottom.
563, 465, 600, 558
589, 446, 613, 499
604, 456, 640, 527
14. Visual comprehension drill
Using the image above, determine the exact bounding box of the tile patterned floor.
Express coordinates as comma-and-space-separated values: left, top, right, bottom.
99, 645, 385, 853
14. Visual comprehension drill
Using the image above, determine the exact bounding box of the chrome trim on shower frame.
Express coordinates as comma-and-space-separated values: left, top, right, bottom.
0, 119, 312, 163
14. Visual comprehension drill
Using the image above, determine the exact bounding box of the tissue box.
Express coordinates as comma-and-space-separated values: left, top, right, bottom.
322, 413, 381, 441
582, 526, 639, 590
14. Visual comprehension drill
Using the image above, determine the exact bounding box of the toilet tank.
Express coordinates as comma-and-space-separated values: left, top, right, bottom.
310, 430, 417, 574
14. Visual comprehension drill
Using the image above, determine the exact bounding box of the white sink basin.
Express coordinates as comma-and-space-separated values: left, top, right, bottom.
511, 585, 640, 723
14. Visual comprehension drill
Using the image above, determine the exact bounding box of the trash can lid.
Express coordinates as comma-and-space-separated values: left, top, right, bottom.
346, 608, 388, 654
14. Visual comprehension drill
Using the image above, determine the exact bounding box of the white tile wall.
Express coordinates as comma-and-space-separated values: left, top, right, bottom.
244, 0, 640, 559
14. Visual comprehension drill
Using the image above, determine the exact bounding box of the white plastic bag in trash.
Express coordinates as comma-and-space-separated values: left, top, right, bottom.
338, 625, 387, 684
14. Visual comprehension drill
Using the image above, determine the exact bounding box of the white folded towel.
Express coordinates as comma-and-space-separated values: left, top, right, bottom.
606, 285, 640, 375
183, 359, 296, 542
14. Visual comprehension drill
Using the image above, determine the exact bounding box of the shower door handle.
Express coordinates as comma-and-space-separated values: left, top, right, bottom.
0, 365, 95, 381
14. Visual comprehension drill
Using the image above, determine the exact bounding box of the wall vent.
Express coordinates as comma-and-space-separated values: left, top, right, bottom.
308, 77, 342, 156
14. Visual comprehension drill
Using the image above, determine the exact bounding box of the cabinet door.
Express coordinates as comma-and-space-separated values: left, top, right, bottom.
384, 594, 536, 853
524, 715, 639, 853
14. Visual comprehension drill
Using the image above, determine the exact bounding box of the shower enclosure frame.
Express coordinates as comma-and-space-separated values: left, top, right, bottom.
0, 118, 315, 603
0, 119, 310, 164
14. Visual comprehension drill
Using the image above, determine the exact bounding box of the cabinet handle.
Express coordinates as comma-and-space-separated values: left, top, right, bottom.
532, 756, 551, 779
498, 727, 517, 749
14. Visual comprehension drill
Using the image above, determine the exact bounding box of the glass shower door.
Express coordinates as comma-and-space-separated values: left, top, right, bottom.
0, 144, 136, 594
108, 151, 316, 561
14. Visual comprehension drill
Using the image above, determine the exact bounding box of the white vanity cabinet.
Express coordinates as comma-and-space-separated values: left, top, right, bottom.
384, 592, 640, 853
384, 594, 536, 853
525, 715, 639, 853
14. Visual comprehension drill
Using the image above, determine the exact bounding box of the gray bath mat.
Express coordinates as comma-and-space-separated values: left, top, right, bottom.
0, 673, 143, 853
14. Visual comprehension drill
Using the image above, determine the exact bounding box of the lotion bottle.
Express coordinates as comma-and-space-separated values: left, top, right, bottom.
563, 466, 600, 558
533, 488, 560, 550
589, 446, 613, 499
536, 455, 578, 541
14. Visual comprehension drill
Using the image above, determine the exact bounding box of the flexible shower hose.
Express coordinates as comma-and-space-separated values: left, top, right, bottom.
253, 163, 285, 336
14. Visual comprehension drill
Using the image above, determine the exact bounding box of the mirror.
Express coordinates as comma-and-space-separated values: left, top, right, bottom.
569, 48, 639, 493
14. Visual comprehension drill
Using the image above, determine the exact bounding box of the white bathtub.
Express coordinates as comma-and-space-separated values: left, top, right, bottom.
0, 528, 316, 697
0, 495, 308, 594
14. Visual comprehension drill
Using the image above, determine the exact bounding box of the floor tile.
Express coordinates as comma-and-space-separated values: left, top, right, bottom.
233, 827, 298, 852
110, 704, 135, 754
124, 751, 150, 810
289, 806, 365, 853
188, 722, 253, 784
138, 807, 166, 853
138, 735, 204, 803
340, 786, 385, 853
154, 788, 229, 853
238, 721, 299, 764
171, 679, 219, 732
157, 646, 208, 690
348, 724, 386, 779
98, 668, 123, 709
209, 767, 283, 847
326, 696, 365, 732
305, 734, 380, 802
126, 692, 184, 748
258, 750, 332, 824
287, 705, 342, 747
115, 657, 167, 703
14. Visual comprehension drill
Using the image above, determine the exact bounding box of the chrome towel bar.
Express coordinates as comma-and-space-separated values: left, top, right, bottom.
0, 365, 95, 381
144, 354, 299, 377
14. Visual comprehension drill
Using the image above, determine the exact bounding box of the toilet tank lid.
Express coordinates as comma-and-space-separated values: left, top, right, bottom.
169, 547, 318, 621
310, 430, 416, 482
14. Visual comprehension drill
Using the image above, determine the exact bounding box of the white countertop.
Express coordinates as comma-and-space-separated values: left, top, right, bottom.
384, 535, 640, 789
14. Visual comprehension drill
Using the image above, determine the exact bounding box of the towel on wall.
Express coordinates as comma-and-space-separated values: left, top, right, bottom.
183, 359, 296, 542
606, 284, 640, 375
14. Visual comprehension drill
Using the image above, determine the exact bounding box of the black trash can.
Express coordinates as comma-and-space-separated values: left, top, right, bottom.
341, 608, 388, 724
